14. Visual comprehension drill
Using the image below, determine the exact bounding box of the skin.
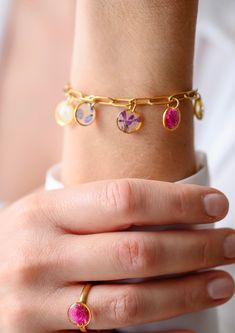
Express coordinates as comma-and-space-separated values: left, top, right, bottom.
0, 1, 234, 333
0, 179, 234, 332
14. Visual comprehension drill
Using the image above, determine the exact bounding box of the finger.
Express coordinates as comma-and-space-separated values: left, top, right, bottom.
60, 330, 196, 333
55, 228, 235, 281
30, 178, 229, 234
60, 330, 115, 333
44, 270, 234, 331
157, 331, 196, 333
57, 329, 195, 333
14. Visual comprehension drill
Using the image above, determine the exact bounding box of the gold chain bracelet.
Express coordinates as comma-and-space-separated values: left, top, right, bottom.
55, 84, 204, 134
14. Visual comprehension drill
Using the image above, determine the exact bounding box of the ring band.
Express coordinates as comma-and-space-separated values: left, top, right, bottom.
68, 283, 93, 332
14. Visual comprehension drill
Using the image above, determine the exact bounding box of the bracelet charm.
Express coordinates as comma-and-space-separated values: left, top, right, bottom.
194, 96, 204, 120
74, 102, 96, 126
163, 107, 181, 131
162, 97, 181, 131
55, 100, 75, 126
116, 103, 142, 134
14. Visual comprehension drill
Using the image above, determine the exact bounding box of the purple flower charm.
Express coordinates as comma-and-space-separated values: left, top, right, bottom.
75, 102, 96, 126
117, 109, 142, 133
163, 107, 181, 130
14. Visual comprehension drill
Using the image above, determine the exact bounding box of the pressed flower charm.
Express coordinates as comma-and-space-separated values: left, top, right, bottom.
74, 102, 96, 126
162, 107, 181, 131
116, 104, 142, 133
55, 100, 75, 126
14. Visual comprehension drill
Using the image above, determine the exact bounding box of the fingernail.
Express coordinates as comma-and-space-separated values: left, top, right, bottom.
224, 234, 235, 258
208, 277, 234, 299
203, 193, 228, 217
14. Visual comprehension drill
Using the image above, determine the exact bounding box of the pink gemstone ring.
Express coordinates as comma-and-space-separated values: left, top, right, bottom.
68, 284, 92, 332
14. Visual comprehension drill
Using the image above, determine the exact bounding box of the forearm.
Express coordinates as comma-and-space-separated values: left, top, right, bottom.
62, 0, 199, 184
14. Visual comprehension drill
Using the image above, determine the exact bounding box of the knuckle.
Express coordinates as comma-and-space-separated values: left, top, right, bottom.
115, 235, 155, 274
5, 244, 46, 286
47, 238, 69, 270
13, 208, 34, 231
175, 186, 189, 219
198, 236, 211, 267
182, 283, 198, 311
173, 184, 197, 220
12, 194, 41, 229
3, 294, 32, 331
10, 252, 38, 285
13, 192, 56, 230
110, 288, 139, 325
99, 180, 136, 219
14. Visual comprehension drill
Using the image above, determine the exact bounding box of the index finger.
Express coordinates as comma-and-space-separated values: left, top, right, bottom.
33, 178, 229, 234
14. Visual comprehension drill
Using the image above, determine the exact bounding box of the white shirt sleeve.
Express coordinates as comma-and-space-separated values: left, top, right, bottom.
45, 151, 209, 190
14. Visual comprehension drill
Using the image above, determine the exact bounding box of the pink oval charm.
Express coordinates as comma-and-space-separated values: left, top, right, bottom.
68, 302, 91, 327
163, 107, 181, 130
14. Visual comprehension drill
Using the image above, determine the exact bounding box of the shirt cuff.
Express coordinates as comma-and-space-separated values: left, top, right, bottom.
45, 151, 209, 191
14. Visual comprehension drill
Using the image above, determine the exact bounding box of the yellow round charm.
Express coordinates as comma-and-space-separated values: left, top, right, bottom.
194, 98, 204, 120
55, 100, 74, 126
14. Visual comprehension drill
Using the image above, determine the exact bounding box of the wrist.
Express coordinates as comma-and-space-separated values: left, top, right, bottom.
61, 100, 196, 185
61, 0, 198, 185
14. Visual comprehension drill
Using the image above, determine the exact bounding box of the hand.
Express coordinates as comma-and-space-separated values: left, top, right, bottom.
0, 178, 234, 332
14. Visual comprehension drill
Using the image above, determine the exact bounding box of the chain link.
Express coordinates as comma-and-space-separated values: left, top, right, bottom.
64, 85, 199, 109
